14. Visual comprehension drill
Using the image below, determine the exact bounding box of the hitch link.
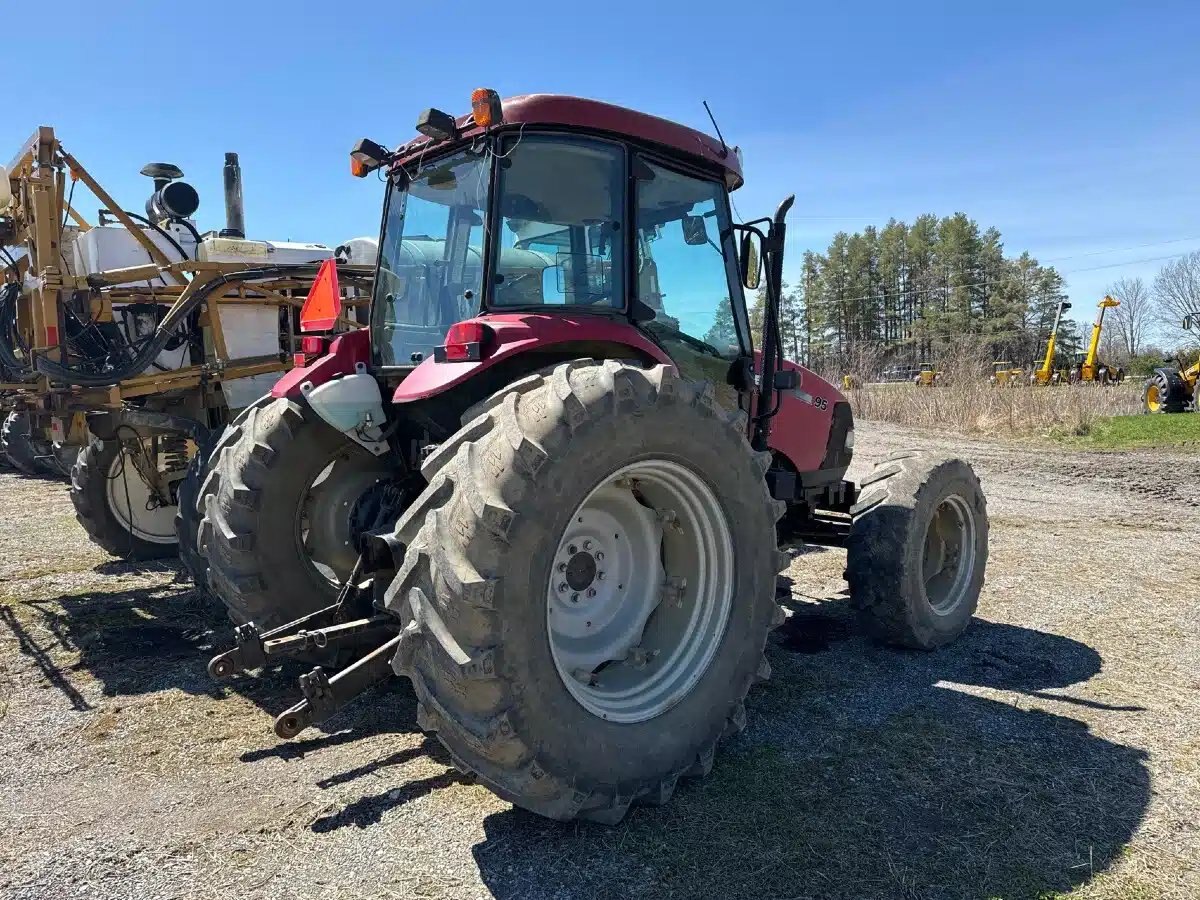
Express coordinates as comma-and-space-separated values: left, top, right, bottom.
274, 633, 403, 739
208, 556, 384, 679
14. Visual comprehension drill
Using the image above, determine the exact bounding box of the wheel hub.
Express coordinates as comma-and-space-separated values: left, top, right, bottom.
565, 550, 598, 592
921, 494, 976, 615
546, 459, 734, 724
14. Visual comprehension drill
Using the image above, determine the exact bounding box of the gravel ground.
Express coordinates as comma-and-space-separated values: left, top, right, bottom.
0, 422, 1197, 900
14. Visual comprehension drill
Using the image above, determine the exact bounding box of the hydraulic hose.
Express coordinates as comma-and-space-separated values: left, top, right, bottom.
0, 281, 33, 376
33, 263, 328, 386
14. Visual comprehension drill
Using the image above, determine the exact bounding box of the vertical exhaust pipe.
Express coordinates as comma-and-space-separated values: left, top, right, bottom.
220, 152, 245, 238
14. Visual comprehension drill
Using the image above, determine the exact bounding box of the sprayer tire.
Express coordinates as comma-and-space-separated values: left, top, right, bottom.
2, 412, 44, 476
70, 439, 178, 561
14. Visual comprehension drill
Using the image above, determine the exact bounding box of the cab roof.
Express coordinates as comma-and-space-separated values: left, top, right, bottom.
395, 93, 743, 190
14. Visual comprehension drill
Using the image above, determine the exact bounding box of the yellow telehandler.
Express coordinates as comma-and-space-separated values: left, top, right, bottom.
1070, 295, 1124, 384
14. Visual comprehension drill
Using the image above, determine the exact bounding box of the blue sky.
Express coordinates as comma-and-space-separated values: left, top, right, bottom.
11, 1, 1199, 335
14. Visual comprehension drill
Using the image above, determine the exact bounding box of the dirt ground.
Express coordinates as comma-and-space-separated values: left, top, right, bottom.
1, 422, 1197, 900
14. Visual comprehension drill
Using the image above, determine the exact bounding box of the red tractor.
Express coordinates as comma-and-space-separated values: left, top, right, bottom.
198, 91, 988, 824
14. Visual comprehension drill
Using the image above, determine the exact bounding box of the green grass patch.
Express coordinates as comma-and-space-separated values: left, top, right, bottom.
1049, 412, 1200, 449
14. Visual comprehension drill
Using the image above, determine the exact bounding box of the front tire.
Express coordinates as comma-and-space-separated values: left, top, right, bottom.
1144, 369, 1186, 414
384, 360, 786, 823
847, 451, 989, 650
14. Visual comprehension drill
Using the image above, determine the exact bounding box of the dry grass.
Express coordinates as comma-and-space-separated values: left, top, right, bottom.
848, 380, 1141, 436
837, 348, 1143, 436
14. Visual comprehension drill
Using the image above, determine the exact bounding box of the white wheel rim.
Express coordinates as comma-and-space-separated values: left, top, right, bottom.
546, 459, 734, 724
104, 448, 179, 544
921, 493, 976, 615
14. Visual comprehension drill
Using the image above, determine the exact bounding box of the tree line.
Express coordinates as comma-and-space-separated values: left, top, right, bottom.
755, 213, 1200, 376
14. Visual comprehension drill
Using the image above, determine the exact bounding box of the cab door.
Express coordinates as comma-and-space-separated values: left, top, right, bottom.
632, 156, 751, 415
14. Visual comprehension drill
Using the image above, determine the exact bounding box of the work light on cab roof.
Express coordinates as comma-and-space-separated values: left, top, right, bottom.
348, 88, 504, 177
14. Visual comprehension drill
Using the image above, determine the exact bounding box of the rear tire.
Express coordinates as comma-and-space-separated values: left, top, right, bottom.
384, 360, 786, 823
175, 397, 273, 592
70, 439, 179, 560
847, 451, 988, 650
197, 397, 392, 629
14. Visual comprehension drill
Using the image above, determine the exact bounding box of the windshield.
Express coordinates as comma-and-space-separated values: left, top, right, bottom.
372, 150, 490, 366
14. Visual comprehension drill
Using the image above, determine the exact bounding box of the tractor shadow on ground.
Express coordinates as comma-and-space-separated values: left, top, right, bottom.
1, 575, 415, 734
467, 583, 1151, 900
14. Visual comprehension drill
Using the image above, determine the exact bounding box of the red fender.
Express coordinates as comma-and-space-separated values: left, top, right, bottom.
271, 328, 371, 399
391, 313, 671, 402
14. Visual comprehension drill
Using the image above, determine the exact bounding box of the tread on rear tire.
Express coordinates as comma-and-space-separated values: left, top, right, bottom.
382, 359, 789, 824
196, 397, 391, 629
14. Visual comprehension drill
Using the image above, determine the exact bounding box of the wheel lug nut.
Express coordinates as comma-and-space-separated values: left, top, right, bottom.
583, 540, 592, 550
558, 583, 568, 593
596, 551, 604, 561
597, 571, 605, 580
571, 593, 580, 603
557, 562, 566, 572
568, 544, 578, 555
587, 588, 597, 598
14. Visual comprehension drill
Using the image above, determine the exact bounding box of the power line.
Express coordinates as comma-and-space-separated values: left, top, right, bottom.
1042, 235, 1200, 263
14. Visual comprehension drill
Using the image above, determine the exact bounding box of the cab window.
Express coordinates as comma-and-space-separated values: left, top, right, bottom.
490, 136, 625, 309
633, 160, 747, 366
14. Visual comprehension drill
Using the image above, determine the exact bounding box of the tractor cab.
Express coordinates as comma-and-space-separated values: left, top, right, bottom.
360, 94, 756, 396
290, 91, 848, 498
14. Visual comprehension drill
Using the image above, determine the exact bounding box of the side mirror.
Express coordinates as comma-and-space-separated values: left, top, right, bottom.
739, 231, 762, 290
1185, 315, 1196, 331
681, 214, 709, 246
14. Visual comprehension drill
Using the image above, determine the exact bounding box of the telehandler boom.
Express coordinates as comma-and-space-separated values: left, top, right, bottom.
1031, 300, 1072, 384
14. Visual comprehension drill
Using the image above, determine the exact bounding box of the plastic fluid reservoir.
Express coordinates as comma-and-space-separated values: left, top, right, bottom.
301, 372, 386, 436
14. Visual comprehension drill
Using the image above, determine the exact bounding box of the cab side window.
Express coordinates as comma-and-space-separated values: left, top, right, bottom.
634, 160, 747, 363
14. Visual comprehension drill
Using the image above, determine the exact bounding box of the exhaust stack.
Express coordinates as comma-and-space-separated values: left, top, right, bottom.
220, 152, 245, 238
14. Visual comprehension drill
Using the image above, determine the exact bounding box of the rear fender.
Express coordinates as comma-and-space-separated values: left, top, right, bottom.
391, 313, 671, 403
271, 329, 371, 399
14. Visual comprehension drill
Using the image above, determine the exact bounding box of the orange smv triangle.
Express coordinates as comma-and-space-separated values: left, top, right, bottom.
300, 258, 342, 332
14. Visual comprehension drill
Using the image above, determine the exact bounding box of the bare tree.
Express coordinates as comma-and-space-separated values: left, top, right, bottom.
1153, 251, 1200, 349
1106, 276, 1152, 358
